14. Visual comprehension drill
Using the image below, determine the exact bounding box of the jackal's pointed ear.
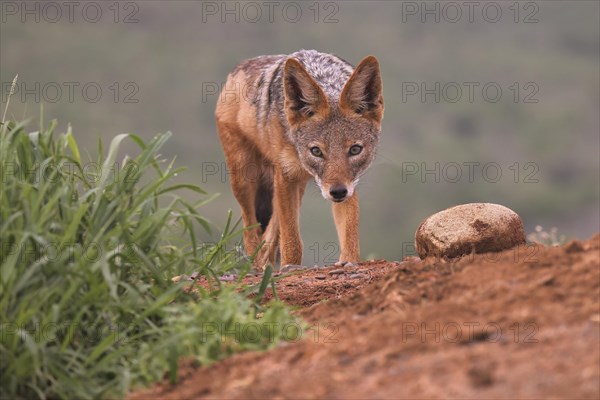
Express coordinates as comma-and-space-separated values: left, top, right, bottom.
283, 58, 330, 126
340, 56, 384, 123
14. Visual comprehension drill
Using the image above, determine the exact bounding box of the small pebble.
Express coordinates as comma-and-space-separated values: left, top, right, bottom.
348, 273, 365, 279
334, 261, 358, 268
328, 269, 345, 275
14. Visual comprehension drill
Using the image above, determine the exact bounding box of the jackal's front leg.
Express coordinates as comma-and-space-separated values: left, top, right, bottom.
274, 168, 303, 266
332, 193, 360, 264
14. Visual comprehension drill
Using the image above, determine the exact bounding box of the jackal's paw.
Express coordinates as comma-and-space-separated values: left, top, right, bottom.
334, 261, 358, 268
250, 264, 265, 275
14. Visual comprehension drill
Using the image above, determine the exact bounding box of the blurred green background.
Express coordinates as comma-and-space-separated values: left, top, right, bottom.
1, 1, 598, 264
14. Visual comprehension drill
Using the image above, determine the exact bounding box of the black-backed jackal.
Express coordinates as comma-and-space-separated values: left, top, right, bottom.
215, 50, 384, 270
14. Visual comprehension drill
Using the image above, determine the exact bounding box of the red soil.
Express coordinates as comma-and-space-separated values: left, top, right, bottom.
131, 234, 600, 399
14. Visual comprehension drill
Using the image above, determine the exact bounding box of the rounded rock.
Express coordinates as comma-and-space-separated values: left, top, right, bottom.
415, 203, 526, 259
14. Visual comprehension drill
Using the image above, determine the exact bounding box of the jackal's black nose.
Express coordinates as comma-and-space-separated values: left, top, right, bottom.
329, 185, 348, 201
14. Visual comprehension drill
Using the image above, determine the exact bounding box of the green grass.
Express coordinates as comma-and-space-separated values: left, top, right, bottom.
0, 117, 297, 399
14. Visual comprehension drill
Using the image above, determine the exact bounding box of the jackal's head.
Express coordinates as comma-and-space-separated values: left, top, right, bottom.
283, 55, 384, 203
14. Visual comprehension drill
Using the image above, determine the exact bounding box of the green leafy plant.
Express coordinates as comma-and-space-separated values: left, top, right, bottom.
0, 117, 296, 399
527, 225, 567, 246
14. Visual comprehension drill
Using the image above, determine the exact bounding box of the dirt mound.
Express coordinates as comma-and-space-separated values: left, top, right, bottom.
189, 260, 406, 308
131, 235, 600, 399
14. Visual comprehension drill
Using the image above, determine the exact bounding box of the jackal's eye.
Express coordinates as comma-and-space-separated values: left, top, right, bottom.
349, 145, 363, 156
310, 147, 323, 158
